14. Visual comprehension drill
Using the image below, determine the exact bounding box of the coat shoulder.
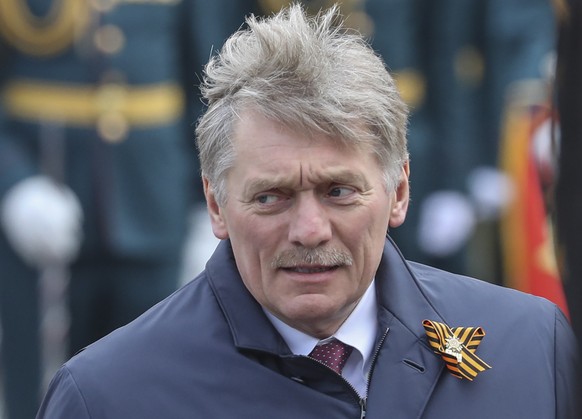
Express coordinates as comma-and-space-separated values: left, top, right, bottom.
405, 263, 578, 418
64, 273, 225, 383
407, 261, 561, 321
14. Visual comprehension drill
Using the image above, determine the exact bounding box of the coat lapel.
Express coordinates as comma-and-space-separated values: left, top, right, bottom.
206, 240, 290, 355
366, 238, 446, 418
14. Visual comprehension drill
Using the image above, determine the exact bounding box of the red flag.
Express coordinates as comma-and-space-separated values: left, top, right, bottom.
499, 87, 569, 317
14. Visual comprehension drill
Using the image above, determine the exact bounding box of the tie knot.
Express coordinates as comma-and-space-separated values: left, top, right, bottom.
308, 338, 353, 374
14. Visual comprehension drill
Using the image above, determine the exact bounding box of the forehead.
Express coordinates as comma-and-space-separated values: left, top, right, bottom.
232, 109, 371, 156
229, 110, 383, 186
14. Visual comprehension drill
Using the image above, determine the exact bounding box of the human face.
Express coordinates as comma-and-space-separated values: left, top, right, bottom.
205, 110, 409, 338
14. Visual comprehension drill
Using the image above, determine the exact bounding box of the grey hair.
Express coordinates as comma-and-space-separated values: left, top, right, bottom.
196, 3, 409, 206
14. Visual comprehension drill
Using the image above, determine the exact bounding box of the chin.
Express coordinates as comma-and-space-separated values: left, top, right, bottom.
280, 295, 348, 331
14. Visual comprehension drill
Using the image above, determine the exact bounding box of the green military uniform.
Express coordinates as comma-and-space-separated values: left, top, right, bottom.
364, 0, 556, 277
0, 1, 242, 417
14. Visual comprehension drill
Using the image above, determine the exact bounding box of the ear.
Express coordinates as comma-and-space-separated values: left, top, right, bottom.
203, 177, 229, 240
388, 161, 410, 229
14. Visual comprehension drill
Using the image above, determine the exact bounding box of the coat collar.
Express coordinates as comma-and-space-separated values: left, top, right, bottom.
205, 240, 290, 354
366, 236, 445, 417
206, 238, 445, 414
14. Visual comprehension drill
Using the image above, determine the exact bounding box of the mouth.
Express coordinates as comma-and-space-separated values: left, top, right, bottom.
281, 265, 340, 274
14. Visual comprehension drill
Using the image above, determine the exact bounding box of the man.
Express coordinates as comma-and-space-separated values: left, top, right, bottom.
37, 5, 577, 418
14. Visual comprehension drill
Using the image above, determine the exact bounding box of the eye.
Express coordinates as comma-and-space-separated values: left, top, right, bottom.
328, 186, 355, 198
256, 193, 282, 205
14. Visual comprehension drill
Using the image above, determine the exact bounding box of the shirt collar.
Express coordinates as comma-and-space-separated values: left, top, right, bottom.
264, 280, 378, 367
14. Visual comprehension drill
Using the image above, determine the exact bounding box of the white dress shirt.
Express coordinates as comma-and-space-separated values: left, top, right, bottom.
264, 280, 378, 397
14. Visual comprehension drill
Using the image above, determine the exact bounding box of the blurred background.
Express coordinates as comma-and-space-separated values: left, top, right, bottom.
0, 0, 579, 418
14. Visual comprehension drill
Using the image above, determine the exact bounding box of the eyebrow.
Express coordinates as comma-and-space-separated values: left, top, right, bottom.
320, 169, 371, 189
244, 177, 289, 196
243, 169, 371, 197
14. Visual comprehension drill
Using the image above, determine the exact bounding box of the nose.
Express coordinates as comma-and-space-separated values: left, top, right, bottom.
288, 193, 332, 248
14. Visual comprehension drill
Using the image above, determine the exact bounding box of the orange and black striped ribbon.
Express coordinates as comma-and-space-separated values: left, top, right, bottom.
423, 320, 492, 381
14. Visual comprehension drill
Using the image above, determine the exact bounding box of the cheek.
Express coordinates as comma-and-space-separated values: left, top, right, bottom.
340, 206, 389, 264
229, 215, 285, 272
344, 206, 390, 242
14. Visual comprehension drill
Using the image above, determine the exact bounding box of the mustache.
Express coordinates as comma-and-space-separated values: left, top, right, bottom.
271, 247, 353, 269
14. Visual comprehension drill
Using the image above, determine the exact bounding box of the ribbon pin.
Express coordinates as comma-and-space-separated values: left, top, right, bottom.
423, 320, 492, 381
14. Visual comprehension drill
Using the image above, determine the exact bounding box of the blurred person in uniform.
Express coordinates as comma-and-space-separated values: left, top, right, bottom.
364, 0, 556, 280
0, 1, 243, 418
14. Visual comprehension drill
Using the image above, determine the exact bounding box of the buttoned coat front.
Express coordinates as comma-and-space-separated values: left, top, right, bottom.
37, 238, 577, 418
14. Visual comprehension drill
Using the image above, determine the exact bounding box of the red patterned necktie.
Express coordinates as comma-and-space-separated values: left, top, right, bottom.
308, 338, 353, 374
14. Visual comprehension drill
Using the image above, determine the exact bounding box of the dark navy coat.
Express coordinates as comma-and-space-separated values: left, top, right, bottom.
37, 239, 577, 418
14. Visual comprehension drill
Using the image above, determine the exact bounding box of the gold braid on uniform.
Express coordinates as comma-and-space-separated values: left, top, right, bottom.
0, 0, 91, 56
